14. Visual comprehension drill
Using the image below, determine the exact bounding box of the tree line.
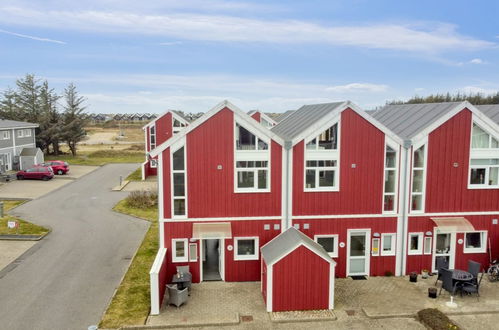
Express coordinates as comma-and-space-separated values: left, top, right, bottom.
0, 74, 87, 156
388, 91, 499, 105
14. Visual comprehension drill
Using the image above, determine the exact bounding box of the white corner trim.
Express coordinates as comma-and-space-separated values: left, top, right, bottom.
329, 262, 335, 309
149, 247, 167, 315
267, 265, 273, 312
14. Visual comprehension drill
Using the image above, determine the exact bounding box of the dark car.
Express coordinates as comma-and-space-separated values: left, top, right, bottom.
17, 166, 54, 181
41, 160, 70, 175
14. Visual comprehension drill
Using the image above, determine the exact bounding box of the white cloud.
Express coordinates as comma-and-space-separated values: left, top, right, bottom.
0, 5, 493, 53
470, 58, 484, 64
460, 86, 497, 94
0, 28, 66, 44
326, 83, 388, 93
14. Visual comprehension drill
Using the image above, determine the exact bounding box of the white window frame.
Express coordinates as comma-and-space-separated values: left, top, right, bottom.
314, 234, 339, 258
171, 144, 187, 219
189, 243, 198, 262
234, 237, 259, 261
304, 119, 340, 192
468, 120, 499, 189
383, 140, 399, 214
150, 124, 156, 150
172, 238, 188, 262
24, 129, 31, 137
17, 129, 23, 138
372, 238, 380, 256
234, 120, 271, 193
150, 158, 158, 168
423, 236, 432, 255
408, 232, 424, 255
410, 142, 427, 213
463, 231, 487, 253
380, 233, 396, 256
2, 131, 10, 140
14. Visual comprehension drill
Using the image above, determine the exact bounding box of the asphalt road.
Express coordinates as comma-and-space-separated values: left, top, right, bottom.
0, 164, 150, 330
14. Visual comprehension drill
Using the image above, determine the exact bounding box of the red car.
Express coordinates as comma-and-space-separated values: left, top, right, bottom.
17, 166, 54, 181
41, 160, 70, 175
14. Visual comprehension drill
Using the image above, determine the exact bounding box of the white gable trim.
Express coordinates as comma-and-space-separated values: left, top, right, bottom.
142, 110, 189, 130
150, 100, 284, 158
264, 242, 335, 267
259, 111, 278, 126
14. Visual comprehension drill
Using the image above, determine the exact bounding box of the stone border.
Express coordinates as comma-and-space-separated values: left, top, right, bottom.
0, 232, 49, 241
124, 313, 240, 329
362, 307, 499, 319
112, 180, 130, 191
270, 310, 337, 323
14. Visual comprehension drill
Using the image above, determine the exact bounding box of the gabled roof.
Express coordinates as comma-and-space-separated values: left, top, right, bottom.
142, 110, 190, 130
171, 110, 192, 123
149, 100, 285, 158
275, 110, 295, 122
271, 101, 402, 146
372, 102, 463, 140
248, 110, 277, 126
261, 227, 334, 266
0, 119, 38, 129
476, 105, 499, 125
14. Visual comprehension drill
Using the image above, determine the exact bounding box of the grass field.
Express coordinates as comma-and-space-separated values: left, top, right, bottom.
99, 199, 158, 329
0, 200, 50, 236
125, 167, 143, 181
45, 147, 144, 166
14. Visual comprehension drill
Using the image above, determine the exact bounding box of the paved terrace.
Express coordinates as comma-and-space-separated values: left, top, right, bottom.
144, 274, 499, 330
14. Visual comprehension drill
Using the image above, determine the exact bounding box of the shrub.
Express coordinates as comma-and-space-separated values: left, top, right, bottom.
384, 270, 393, 277
125, 190, 158, 209
417, 308, 460, 330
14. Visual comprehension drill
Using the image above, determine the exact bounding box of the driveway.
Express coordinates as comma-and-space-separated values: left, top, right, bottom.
0, 163, 149, 330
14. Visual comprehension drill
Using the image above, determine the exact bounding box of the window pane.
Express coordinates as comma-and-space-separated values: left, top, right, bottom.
325, 160, 336, 167
173, 119, 181, 127
237, 239, 255, 255
258, 170, 267, 189
319, 170, 335, 187
174, 199, 186, 216
306, 160, 317, 167
466, 232, 482, 249
317, 237, 336, 253
386, 146, 396, 168
173, 173, 185, 196
412, 170, 424, 192
236, 161, 247, 168
436, 234, 451, 253
385, 170, 396, 193
470, 168, 486, 184
383, 235, 392, 251
306, 169, 316, 188
413, 146, 425, 168
306, 138, 317, 150
411, 195, 422, 211
410, 235, 419, 250
489, 167, 498, 185
472, 124, 490, 148
350, 234, 366, 256
424, 237, 432, 254
173, 147, 184, 170
237, 171, 254, 188
318, 124, 337, 150
258, 139, 268, 150
493, 137, 499, 148
384, 195, 395, 211
175, 241, 185, 257
236, 124, 256, 150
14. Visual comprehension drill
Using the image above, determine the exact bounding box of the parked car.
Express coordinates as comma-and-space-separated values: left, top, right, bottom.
17, 166, 54, 181
41, 160, 70, 175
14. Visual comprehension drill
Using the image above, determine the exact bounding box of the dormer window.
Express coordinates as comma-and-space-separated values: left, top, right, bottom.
173, 118, 187, 134
472, 123, 499, 149
234, 122, 270, 192
469, 122, 499, 189
304, 123, 339, 191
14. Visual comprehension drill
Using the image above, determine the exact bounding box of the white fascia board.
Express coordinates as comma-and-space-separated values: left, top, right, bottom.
265, 242, 335, 267
259, 112, 278, 126
171, 111, 190, 126
150, 100, 284, 158
142, 111, 169, 129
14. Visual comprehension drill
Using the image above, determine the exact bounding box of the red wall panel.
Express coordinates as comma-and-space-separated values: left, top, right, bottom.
293, 217, 397, 277
186, 108, 282, 218
293, 108, 385, 215
426, 109, 499, 212
272, 246, 330, 311
158, 252, 169, 306
251, 112, 261, 122
155, 113, 173, 147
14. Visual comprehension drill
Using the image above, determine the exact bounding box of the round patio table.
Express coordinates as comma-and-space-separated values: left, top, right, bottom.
451, 269, 473, 281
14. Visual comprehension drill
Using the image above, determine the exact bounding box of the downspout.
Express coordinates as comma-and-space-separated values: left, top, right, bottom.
399, 140, 412, 276
283, 141, 293, 231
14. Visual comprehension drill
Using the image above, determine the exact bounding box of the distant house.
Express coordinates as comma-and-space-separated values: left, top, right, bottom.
248, 110, 277, 128
0, 119, 39, 171
19, 147, 44, 170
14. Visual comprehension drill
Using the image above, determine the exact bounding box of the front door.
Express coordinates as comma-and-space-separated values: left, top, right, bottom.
432, 231, 456, 272
347, 229, 371, 276
201, 239, 223, 281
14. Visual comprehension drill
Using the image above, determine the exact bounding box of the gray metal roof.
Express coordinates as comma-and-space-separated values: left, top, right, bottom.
19, 147, 40, 156
0, 119, 38, 129
171, 110, 191, 123
476, 105, 499, 125
372, 102, 463, 140
261, 227, 333, 265
275, 110, 295, 122
271, 102, 345, 141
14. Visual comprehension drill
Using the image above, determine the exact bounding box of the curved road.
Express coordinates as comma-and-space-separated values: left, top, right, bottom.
0, 164, 150, 330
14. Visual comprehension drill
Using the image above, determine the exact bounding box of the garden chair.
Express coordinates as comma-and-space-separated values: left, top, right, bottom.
461, 272, 484, 301
439, 268, 461, 296
467, 260, 481, 283
166, 284, 188, 308
435, 256, 449, 286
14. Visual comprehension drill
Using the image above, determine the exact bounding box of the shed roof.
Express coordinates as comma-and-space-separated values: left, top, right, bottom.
476, 105, 499, 125
271, 102, 345, 141
19, 147, 40, 156
372, 102, 463, 140
0, 119, 38, 129
261, 227, 333, 266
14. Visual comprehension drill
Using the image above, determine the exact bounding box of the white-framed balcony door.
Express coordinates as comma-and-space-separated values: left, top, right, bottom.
431, 230, 456, 273
347, 229, 371, 276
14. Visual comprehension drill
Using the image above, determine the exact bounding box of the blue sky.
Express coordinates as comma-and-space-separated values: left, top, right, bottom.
1, 0, 499, 114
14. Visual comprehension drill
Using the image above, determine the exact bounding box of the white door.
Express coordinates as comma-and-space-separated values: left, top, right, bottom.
219, 239, 225, 281
347, 229, 371, 276
432, 231, 456, 272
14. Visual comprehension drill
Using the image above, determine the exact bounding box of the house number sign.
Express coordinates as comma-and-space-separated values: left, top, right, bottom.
339, 242, 345, 248
457, 239, 463, 245
227, 245, 233, 251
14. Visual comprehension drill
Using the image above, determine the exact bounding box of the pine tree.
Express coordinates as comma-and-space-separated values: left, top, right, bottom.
61, 83, 87, 156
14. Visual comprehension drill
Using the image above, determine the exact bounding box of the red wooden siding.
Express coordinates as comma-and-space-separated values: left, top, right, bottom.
142, 159, 157, 178
156, 112, 173, 147
406, 215, 499, 274
186, 108, 282, 218
426, 109, 499, 212
272, 245, 330, 311
158, 252, 169, 306
251, 112, 261, 122
293, 108, 385, 215
262, 261, 267, 302
162, 148, 171, 219
164, 222, 200, 283
224, 220, 281, 282
293, 218, 397, 277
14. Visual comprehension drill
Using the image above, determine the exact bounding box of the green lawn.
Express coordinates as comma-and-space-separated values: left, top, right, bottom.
0, 200, 50, 236
45, 149, 144, 166
99, 199, 158, 329
125, 167, 142, 181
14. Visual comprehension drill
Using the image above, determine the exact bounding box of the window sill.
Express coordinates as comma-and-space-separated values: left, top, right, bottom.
463, 248, 486, 254
380, 252, 396, 256
304, 188, 339, 192
468, 185, 499, 190
408, 251, 423, 255
234, 189, 271, 193
172, 258, 189, 263
234, 255, 259, 261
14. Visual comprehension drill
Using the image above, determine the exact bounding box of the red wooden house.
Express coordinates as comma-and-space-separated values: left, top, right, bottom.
142, 110, 189, 179
373, 101, 499, 275
248, 110, 277, 128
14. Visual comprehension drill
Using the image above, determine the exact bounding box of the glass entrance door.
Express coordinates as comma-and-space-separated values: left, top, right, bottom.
348, 230, 370, 276
433, 232, 455, 272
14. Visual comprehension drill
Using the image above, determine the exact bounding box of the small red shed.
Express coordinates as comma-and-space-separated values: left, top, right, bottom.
261, 227, 336, 312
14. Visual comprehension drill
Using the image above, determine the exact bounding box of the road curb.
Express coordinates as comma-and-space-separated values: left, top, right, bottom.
123, 313, 240, 329
0, 232, 49, 241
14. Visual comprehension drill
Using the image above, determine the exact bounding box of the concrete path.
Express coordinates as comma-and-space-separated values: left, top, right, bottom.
0, 241, 36, 271
0, 164, 149, 330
